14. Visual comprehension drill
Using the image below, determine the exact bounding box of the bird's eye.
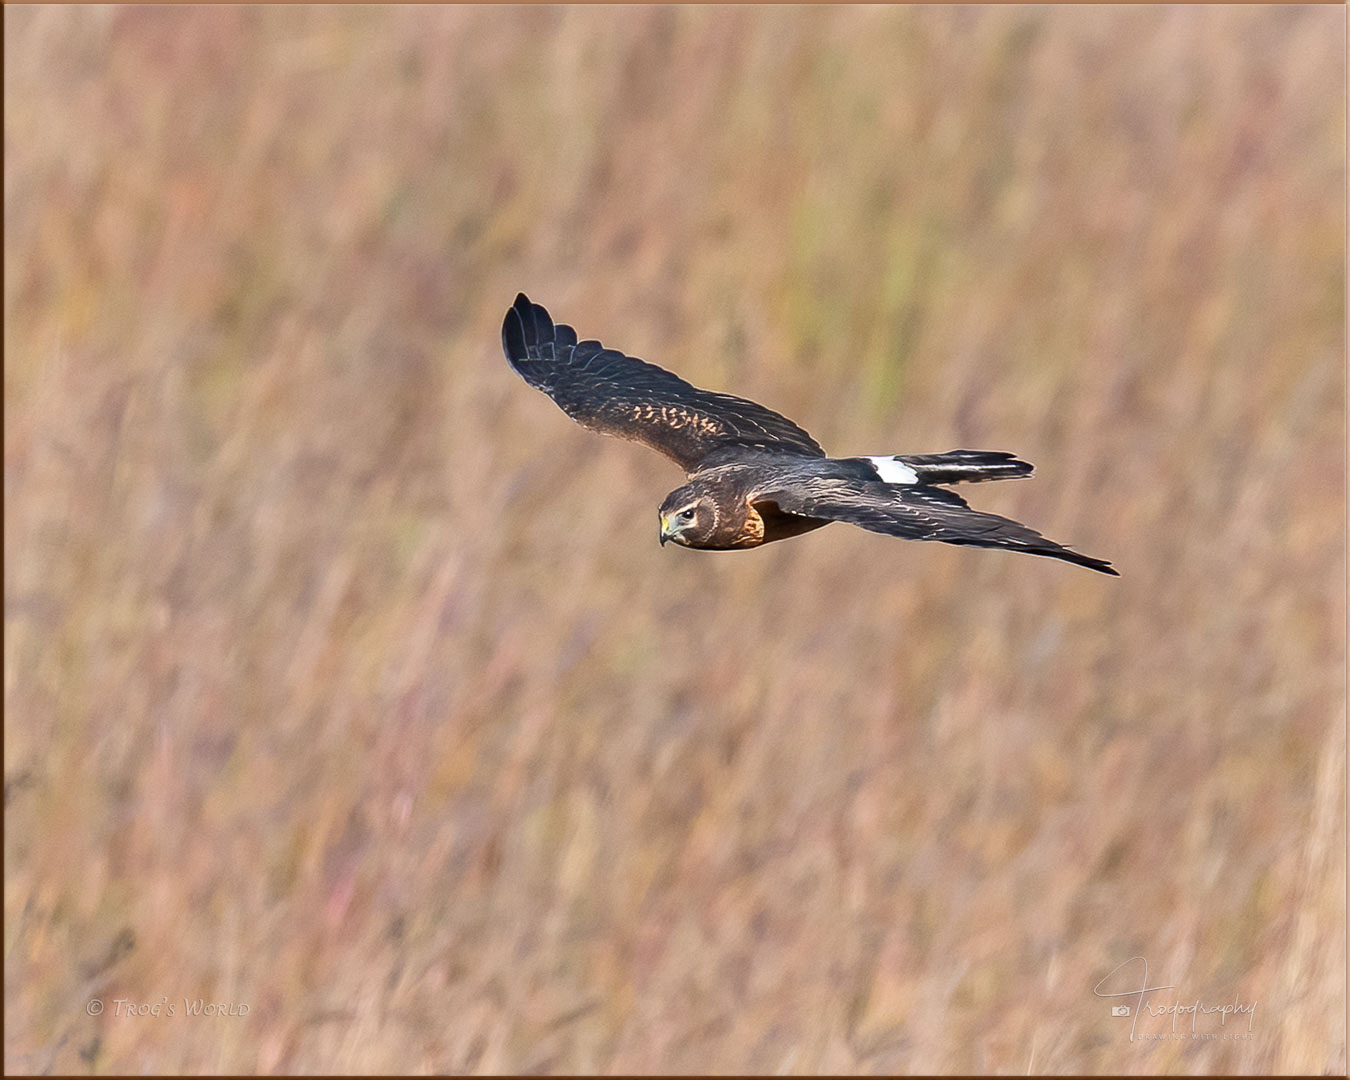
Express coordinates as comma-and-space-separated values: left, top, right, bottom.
678, 507, 696, 522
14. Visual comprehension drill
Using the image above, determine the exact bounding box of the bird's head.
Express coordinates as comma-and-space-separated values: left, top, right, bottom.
658, 485, 719, 548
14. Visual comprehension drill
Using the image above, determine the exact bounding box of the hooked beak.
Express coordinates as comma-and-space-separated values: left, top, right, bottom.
659, 514, 674, 546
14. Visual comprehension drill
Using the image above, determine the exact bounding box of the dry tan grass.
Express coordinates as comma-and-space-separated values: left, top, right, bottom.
4, 6, 1345, 1075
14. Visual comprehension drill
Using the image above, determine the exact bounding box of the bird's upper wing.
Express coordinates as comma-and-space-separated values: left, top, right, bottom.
502, 294, 825, 474
753, 477, 1118, 574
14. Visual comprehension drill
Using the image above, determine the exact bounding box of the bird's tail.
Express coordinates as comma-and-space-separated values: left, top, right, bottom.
892, 450, 1034, 485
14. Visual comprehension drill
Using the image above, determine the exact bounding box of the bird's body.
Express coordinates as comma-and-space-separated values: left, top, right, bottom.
502, 294, 1117, 575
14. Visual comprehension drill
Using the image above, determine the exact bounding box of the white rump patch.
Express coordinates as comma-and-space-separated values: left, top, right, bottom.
864, 456, 920, 485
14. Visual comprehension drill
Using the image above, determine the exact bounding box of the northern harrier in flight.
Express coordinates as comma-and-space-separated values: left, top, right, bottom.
502, 294, 1116, 574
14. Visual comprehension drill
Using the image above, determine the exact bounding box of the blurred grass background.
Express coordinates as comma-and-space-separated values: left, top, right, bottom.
4, 5, 1345, 1075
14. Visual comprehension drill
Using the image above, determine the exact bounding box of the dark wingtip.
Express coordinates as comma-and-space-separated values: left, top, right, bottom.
1031, 536, 1117, 575
504, 293, 556, 350
503, 293, 552, 358
502, 300, 527, 362
504, 294, 581, 375
1071, 552, 1119, 576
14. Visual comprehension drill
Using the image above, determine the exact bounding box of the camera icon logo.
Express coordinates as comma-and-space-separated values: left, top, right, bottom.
1111, 1005, 1131, 1017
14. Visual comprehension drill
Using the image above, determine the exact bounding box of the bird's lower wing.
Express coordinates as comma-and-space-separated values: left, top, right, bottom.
503, 294, 825, 474
753, 478, 1117, 574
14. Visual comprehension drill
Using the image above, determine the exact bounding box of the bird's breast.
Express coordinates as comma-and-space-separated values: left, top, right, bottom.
728, 503, 767, 548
